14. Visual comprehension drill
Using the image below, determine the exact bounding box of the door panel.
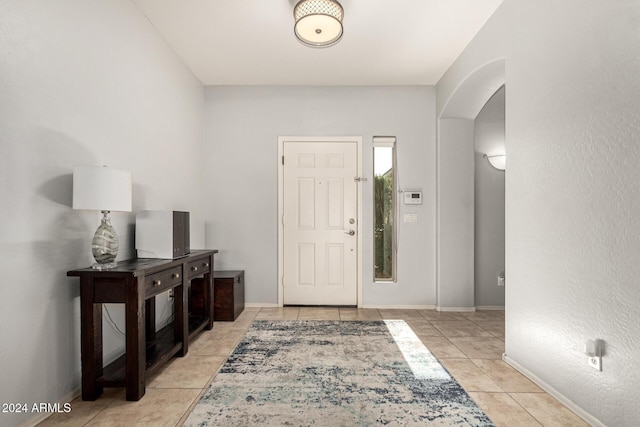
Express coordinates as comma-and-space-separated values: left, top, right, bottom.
297, 178, 315, 228
297, 243, 315, 286
283, 141, 357, 305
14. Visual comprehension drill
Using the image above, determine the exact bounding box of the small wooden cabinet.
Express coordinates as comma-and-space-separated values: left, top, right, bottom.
213, 270, 244, 321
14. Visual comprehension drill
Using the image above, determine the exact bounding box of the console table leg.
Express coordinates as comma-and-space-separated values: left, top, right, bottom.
125, 277, 146, 401
205, 254, 214, 330
80, 279, 103, 400
145, 298, 156, 343
175, 283, 188, 356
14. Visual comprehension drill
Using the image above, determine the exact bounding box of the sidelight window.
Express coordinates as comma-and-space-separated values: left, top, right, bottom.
373, 136, 396, 282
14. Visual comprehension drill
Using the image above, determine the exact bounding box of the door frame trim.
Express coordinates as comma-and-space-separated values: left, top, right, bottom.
277, 136, 363, 308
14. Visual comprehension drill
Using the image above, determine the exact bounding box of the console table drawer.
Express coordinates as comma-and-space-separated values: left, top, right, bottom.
145, 266, 182, 296
187, 258, 211, 279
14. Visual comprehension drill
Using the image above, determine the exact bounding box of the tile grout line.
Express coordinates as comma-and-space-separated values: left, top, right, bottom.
175, 310, 259, 426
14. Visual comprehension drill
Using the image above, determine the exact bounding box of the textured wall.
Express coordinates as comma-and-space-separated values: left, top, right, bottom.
437, 0, 640, 424
0, 1, 204, 426
204, 86, 436, 307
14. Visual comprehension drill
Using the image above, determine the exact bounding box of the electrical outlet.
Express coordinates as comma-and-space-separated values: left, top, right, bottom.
588, 355, 602, 371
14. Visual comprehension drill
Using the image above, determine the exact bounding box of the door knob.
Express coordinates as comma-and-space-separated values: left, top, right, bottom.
344, 230, 355, 236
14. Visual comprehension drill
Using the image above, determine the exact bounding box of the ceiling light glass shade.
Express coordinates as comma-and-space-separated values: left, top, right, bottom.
294, 0, 344, 48
484, 154, 506, 171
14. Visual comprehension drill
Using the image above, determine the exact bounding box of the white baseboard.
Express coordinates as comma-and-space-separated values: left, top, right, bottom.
361, 304, 436, 310
19, 388, 81, 427
246, 304, 503, 312
246, 303, 440, 310
502, 354, 605, 427
436, 306, 477, 312
20, 411, 51, 427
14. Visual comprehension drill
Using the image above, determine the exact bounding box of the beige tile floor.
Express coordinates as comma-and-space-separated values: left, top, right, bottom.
38, 307, 588, 427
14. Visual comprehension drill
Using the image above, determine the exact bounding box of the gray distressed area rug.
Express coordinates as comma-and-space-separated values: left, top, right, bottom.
183, 320, 494, 426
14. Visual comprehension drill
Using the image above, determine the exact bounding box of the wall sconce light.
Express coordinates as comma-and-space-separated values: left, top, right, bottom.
294, 0, 344, 48
484, 154, 506, 171
73, 165, 132, 270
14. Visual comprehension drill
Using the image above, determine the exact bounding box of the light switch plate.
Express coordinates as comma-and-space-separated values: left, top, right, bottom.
403, 213, 418, 223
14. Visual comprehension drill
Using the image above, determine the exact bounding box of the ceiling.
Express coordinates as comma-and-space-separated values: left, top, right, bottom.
133, 0, 504, 86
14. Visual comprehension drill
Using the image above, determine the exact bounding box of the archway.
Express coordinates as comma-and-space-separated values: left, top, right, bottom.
473, 86, 505, 309
436, 59, 505, 310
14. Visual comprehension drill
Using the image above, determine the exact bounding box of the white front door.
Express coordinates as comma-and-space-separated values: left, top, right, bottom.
281, 140, 359, 305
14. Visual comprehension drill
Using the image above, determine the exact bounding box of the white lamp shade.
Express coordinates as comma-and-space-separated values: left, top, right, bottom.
73, 165, 132, 212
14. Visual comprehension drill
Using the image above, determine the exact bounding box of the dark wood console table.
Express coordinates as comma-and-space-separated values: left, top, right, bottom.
68, 250, 218, 401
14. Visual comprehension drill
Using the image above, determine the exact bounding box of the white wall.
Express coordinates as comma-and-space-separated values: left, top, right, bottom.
0, 1, 204, 426
437, 0, 640, 424
437, 119, 475, 309
204, 86, 436, 307
474, 87, 505, 308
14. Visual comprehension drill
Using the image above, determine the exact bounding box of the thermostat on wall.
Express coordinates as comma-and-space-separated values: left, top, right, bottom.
404, 190, 422, 205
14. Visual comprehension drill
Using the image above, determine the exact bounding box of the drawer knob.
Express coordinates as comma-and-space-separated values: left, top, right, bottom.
192, 266, 198, 272
204, 263, 209, 267
153, 280, 162, 287
172, 273, 180, 279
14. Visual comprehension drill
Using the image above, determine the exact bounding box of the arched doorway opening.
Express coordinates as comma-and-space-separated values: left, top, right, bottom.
473, 86, 505, 309
436, 59, 505, 311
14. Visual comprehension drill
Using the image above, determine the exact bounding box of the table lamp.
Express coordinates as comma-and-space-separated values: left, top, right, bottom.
73, 165, 132, 270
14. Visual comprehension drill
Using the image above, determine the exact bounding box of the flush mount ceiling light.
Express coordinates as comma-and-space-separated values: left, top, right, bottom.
484, 154, 506, 171
294, 0, 344, 48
